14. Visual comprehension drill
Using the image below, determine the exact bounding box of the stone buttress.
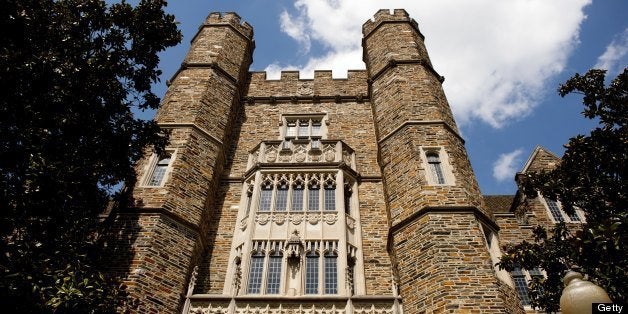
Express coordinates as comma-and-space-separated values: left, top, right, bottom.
106, 12, 254, 313
362, 9, 518, 313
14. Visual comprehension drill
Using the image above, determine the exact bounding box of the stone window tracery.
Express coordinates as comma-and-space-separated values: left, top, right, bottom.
253, 173, 340, 212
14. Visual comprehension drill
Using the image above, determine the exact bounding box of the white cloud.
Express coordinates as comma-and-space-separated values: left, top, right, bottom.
594, 28, 628, 74
269, 0, 591, 128
492, 149, 524, 182
279, 9, 311, 53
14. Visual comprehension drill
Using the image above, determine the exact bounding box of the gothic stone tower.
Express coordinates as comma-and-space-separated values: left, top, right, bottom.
111, 9, 523, 313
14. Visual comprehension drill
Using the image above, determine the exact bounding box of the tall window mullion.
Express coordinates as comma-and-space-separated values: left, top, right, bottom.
247, 251, 265, 294
275, 183, 288, 211
324, 184, 336, 211
308, 184, 320, 211
259, 185, 273, 212
292, 184, 304, 211
305, 252, 319, 294
266, 251, 283, 294
324, 251, 338, 294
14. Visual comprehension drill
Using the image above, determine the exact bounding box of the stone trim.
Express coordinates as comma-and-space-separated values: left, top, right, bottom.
244, 162, 359, 181
387, 206, 499, 252
358, 175, 382, 182
242, 95, 369, 105
187, 294, 399, 301
114, 208, 200, 234
377, 120, 465, 145
362, 19, 425, 42
190, 20, 254, 45
167, 61, 238, 86
368, 59, 444, 85
158, 122, 223, 147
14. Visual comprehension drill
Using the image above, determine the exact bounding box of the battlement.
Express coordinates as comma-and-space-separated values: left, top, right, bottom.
203, 12, 254, 39
362, 9, 419, 37
245, 70, 368, 100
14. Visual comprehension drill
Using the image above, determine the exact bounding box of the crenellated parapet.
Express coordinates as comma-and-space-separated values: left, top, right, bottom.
362, 9, 420, 39
200, 12, 253, 40
244, 70, 368, 104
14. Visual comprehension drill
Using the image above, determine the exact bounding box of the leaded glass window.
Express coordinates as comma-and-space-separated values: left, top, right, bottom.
544, 197, 564, 222
147, 155, 171, 186
512, 268, 530, 306
292, 183, 304, 211
324, 251, 338, 294
259, 184, 273, 212
305, 251, 319, 294
247, 251, 265, 294
266, 251, 283, 294
308, 184, 320, 211
275, 182, 288, 211
324, 183, 335, 211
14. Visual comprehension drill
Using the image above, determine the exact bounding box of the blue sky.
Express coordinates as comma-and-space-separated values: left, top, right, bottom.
147, 0, 627, 195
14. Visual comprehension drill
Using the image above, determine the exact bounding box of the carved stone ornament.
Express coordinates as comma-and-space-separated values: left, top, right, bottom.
256, 214, 270, 225
239, 217, 248, 230
308, 214, 320, 225
324, 213, 338, 225
291, 214, 304, 225
297, 83, 313, 96
346, 215, 355, 229
274, 214, 286, 225
294, 151, 306, 162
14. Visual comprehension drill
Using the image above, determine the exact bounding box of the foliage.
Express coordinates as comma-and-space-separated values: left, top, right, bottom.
0, 0, 181, 312
499, 68, 627, 311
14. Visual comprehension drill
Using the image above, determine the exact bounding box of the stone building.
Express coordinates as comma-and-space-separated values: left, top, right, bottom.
106, 9, 579, 313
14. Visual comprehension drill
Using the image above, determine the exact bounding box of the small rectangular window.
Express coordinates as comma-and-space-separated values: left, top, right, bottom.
311, 121, 322, 137
286, 122, 297, 137
298, 121, 309, 137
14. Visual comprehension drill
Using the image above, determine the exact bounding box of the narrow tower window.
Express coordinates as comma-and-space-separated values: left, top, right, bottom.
426, 152, 446, 184
147, 154, 171, 186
